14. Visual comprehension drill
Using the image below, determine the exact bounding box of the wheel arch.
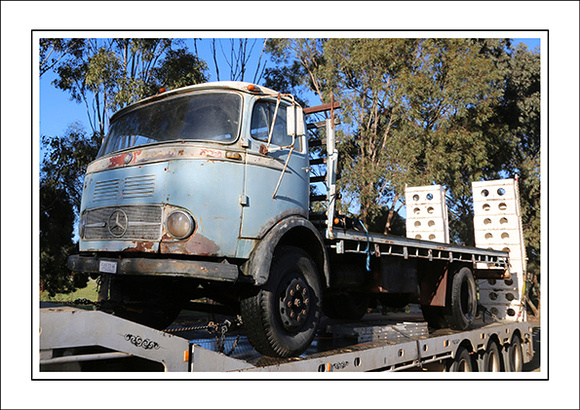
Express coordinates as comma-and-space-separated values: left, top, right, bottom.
241, 215, 330, 287
456, 339, 475, 357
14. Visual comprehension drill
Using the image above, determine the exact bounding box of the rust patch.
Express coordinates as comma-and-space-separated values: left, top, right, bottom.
122, 241, 156, 253
107, 154, 126, 168
419, 267, 448, 307
199, 148, 223, 158
160, 233, 220, 256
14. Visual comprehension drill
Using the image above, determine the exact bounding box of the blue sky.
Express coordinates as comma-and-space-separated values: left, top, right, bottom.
39, 37, 541, 147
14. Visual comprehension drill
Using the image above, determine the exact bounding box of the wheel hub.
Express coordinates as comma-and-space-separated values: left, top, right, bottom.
279, 277, 311, 331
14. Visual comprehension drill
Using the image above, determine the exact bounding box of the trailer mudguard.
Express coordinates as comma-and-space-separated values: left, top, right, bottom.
241, 215, 330, 287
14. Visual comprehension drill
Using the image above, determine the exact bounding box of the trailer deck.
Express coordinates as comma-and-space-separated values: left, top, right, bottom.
39, 306, 533, 372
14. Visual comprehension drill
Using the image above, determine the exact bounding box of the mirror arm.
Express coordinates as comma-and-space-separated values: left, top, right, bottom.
266, 93, 282, 149
272, 140, 295, 199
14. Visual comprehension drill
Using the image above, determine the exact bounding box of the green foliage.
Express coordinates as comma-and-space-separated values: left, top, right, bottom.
316, 39, 511, 238
150, 48, 209, 93
41, 123, 101, 208
39, 38, 85, 77
498, 43, 541, 284
47, 38, 209, 136
40, 124, 100, 295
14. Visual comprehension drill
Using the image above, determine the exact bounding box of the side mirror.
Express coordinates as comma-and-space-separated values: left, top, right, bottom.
286, 105, 304, 137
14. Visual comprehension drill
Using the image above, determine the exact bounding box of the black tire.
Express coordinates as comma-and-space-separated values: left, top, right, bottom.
445, 267, 477, 330
506, 334, 524, 372
447, 346, 475, 372
240, 246, 322, 358
482, 341, 502, 372
100, 275, 186, 330
323, 292, 369, 321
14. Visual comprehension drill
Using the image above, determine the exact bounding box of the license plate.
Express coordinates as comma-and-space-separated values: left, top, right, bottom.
99, 260, 118, 274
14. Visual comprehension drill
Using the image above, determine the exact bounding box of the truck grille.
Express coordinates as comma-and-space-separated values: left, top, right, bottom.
83, 205, 162, 240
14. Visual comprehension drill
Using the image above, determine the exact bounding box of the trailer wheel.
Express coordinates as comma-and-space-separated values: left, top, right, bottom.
482, 341, 502, 372
447, 346, 475, 372
323, 292, 369, 321
241, 246, 321, 358
445, 267, 477, 330
507, 334, 523, 372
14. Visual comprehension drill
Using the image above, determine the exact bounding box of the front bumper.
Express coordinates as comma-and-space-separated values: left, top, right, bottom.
68, 255, 239, 282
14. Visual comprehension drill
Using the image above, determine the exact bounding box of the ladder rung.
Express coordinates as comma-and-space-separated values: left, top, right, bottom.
310, 195, 327, 202
308, 138, 327, 147
307, 121, 327, 130
309, 157, 327, 165
310, 175, 327, 183
303, 101, 341, 114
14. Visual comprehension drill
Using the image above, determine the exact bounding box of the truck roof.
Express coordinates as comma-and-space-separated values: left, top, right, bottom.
110, 81, 292, 122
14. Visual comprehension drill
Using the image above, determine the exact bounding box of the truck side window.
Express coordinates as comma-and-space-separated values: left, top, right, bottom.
250, 101, 291, 147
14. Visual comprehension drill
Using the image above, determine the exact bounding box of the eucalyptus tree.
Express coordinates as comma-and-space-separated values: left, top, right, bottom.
317, 39, 509, 240
48, 38, 208, 137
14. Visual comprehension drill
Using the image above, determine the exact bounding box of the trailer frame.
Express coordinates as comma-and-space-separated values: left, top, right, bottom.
39, 306, 534, 373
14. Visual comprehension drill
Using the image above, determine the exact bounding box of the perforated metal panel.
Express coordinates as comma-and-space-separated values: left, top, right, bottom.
472, 179, 527, 322
405, 185, 449, 243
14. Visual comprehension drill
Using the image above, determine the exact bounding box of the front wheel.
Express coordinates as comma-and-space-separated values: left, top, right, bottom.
241, 246, 322, 358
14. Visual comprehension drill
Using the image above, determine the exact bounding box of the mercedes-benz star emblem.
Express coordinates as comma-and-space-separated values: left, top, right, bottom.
107, 209, 128, 237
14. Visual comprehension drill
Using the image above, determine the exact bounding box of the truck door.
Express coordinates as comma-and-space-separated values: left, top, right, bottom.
241, 99, 309, 239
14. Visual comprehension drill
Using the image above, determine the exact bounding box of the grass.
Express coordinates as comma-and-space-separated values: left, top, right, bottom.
40, 278, 99, 302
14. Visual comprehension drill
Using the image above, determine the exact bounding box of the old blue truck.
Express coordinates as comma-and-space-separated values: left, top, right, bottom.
68, 81, 511, 358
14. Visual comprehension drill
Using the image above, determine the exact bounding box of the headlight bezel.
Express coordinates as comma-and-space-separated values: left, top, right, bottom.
165, 209, 195, 240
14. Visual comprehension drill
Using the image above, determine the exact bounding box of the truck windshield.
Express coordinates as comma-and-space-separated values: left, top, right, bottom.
98, 92, 242, 157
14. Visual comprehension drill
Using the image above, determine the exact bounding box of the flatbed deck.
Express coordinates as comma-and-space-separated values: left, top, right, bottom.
39, 306, 533, 373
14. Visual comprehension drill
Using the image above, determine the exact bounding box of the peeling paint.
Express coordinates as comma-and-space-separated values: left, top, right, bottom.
160, 233, 220, 257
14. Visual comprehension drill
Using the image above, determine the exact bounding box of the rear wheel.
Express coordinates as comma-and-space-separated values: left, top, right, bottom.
447, 346, 475, 372
445, 267, 477, 330
241, 246, 322, 358
507, 334, 524, 372
482, 341, 502, 372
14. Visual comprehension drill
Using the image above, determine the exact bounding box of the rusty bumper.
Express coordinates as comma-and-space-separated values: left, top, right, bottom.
68, 255, 239, 282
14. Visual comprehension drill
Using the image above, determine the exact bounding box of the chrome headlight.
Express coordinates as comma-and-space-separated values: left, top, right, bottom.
166, 210, 195, 239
